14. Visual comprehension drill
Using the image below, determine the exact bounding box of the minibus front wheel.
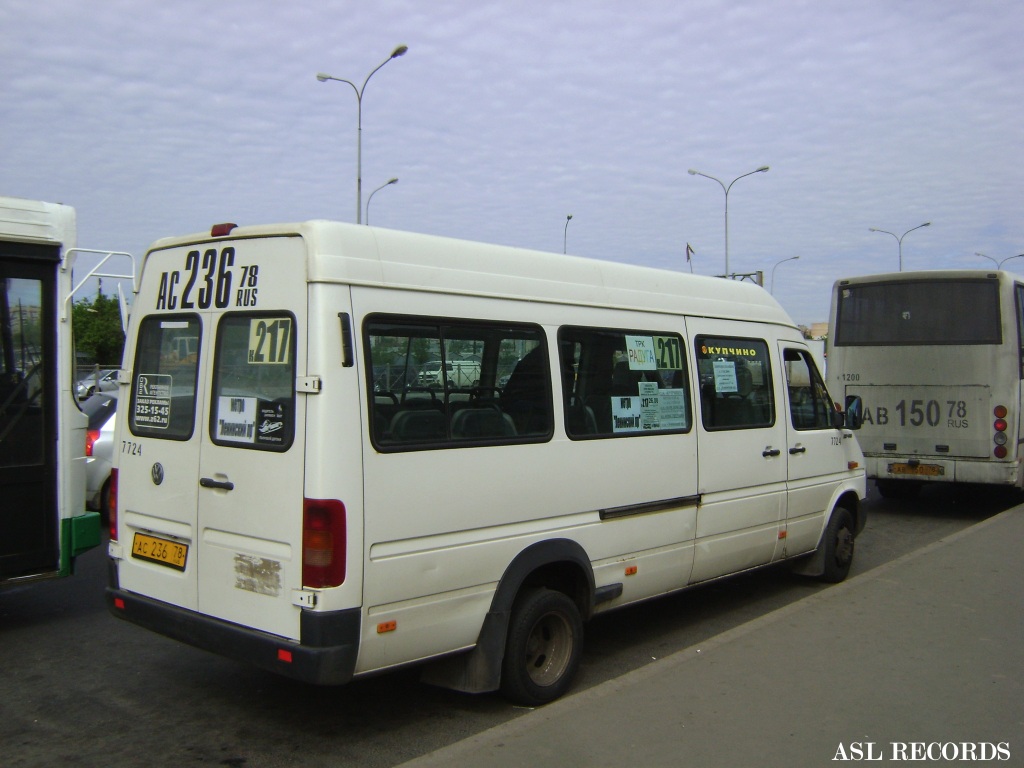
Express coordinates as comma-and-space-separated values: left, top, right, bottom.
820, 506, 855, 583
500, 588, 583, 706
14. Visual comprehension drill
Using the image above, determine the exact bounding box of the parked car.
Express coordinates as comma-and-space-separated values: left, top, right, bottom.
82, 392, 117, 515
76, 368, 118, 400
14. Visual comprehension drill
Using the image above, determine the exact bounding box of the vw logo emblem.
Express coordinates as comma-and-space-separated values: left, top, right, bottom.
151, 462, 165, 486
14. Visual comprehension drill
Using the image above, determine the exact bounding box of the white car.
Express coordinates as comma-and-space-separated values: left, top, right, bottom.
77, 368, 118, 400
83, 393, 117, 515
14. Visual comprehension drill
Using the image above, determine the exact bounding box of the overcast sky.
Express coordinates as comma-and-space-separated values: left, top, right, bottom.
3, 0, 1023, 325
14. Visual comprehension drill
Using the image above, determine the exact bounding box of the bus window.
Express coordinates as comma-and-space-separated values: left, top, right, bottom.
209, 313, 296, 451
696, 337, 774, 430
365, 316, 550, 448
558, 326, 690, 438
129, 315, 202, 440
835, 278, 1001, 346
1016, 284, 1024, 379
783, 348, 834, 430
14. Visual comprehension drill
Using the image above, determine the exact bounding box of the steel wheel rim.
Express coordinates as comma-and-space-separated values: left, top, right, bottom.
524, 611, 574, 687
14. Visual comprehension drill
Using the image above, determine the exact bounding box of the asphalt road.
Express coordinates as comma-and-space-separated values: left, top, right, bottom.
1, 483, 1014, 768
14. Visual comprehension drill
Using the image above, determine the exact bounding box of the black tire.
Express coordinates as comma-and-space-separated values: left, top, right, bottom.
99, 478, 111, 525
500, 588, 583, 706
820, 506, 855, 583
875, 479, 921, 500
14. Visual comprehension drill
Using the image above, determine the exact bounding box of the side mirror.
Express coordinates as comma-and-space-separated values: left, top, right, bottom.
843, 395, 863, 430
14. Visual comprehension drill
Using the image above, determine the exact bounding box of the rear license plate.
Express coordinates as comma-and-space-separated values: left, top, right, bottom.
131, 533, 188, 571
888, 463, 944, 477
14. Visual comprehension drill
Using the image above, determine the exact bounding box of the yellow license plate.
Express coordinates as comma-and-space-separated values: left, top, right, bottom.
131, 532, 188, 571
889, 463, 944, 477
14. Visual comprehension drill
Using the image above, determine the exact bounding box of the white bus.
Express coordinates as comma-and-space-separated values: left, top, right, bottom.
827, 269, 1022, 498
107, 221, 865, 705
0, 197, 98, 583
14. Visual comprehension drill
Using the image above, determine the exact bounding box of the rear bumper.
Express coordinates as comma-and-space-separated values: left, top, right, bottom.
106, 577, 360, 685
866, 456, 1021, 487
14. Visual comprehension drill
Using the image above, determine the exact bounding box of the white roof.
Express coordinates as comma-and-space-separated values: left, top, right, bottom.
148, 220, 795, 327
0, 195, 76, 247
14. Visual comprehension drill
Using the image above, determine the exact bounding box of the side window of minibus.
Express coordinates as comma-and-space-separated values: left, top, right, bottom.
783, 348, 833, 430
364, 316, 550, 449
558, 327, 691, 438
695, 336, 774, 430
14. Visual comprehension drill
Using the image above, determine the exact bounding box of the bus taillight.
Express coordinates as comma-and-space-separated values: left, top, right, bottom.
303, 498, 346, 588
993, 406, 1009, 458
85, 429, 99, 457
108, 468, 118, 540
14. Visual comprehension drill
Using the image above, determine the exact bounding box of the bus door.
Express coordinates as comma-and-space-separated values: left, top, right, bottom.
120, 237, 309, 639
779, 344, 849, 556
0, 243, 59, 580
689, 325, 787, 583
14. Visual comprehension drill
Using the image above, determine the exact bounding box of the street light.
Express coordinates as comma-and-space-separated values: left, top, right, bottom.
868, 222, 930, 272
770, 255, 799, 295
975, 252, 1024, 269
564, 214, 573, 254
317, 44, 408, 224
687, 165, 769, 277
366, 177, 398, 225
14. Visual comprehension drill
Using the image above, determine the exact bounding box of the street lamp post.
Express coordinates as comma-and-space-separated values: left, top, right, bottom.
975, 252, 1024, 269
770, 255, 799, 295
366, 177, 398, 225
868, 222, 930, 272
564, 214, 573, 254
317, 44, 408, 224
688, 165, 769, 277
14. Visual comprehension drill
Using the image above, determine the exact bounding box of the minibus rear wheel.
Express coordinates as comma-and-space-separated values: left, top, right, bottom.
500, 588, 583, 706
820, 506, 855, 583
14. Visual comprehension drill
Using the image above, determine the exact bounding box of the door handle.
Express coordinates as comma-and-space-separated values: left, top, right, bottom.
789, 446, 807, 455
200, 477, 235, 491
762, 448, 782, 458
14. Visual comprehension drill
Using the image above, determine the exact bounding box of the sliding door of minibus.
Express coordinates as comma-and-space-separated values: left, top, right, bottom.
194, 237, 308, 640
688, 321, 787, 583
0, 245, 59, 580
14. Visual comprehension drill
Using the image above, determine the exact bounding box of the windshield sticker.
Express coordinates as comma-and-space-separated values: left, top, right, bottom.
653, 336, 683, 370
624, 336, 658, 370
713, 360, 738, 393
215, 396, 289, 446
216, 396, 256, 443
134, 374, 172, 429
611, 383, 688, 432
248, 318, 291, 365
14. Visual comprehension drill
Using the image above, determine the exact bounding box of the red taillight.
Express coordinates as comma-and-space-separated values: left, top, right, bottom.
85, 429, 99, 457
993, 406, 1009, 460
303, 498, 346, 588
108, 468, 119, 541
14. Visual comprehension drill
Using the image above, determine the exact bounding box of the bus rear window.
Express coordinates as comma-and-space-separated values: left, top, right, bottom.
209, 313, 296, 451
129, 315, 201, 440
835, 279, 1002, 346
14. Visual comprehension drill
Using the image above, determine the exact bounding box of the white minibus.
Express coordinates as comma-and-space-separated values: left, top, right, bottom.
107, 221, 865, 704
827, 270, 1022, 498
